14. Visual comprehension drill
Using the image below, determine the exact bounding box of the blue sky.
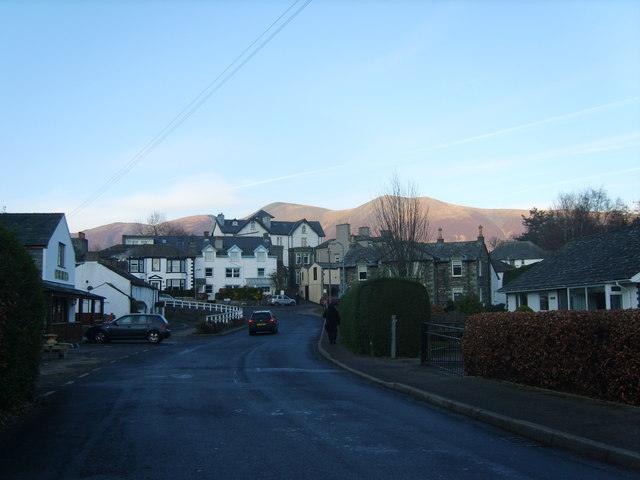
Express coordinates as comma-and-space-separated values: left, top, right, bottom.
1, 0, 639, 231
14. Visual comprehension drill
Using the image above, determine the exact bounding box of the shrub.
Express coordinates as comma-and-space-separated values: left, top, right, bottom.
516, 305, 533, 312
0, 225, 46, 410
463, 310, 640, 405
215, 287, 263, 302
338, 278, 430, 357
453, 294, 484, 315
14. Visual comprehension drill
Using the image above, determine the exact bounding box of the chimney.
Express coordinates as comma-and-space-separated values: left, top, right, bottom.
216, 213, 225, 224
75, 231, 89, 261
203, 231, 209, 237
262, 214, 271, 230
437, 227, 444, 243
336, 223, 351, 248
78, 231, 85, 240
477, 225, 484, 243
358, 226, 370, 237
214, 237, 224, 250
263, 232, 270, 241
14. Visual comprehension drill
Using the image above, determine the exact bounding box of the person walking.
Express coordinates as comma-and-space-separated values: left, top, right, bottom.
324, 302, 341, 345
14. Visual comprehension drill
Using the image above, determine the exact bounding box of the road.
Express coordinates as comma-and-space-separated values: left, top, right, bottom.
0, 308, 637, 479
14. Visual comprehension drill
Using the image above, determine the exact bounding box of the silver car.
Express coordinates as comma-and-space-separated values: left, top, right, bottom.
269, 294, 296, 306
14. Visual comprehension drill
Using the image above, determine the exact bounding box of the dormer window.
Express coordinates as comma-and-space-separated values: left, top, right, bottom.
229, 249, 240, 261
452, 259, 462, 277
256, 251, 267, 262
204, 249, 214, 262
251, 221, 255, 230
232, 220, 238, 226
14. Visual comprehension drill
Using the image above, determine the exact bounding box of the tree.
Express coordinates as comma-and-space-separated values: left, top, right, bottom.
136, 211, 187, 236
373, 174, 430, 278
269, 265, 288, 294
517, 188, 632, 250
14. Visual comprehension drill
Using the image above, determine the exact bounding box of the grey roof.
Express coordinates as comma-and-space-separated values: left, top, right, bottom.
216, 216, 325, 238
422, 240, 484, 261
0, 213, 64, 247
491, 240, 547, 262
219, 237, 272, 255
343, 243, 382, 267
98, 261, 157, 289
251, 209, 275, 219
98, 243, 189, 259
500, 226, 640, 293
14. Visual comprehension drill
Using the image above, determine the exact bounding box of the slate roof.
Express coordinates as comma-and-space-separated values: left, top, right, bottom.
217, 237, 272, 255
422, 240, 485, 261
215, 216, 325, 238
491, 240, 547, 262
98, 261, 157, 289
0, 213, 64, 247
98, 243, 188, 259
43, 280, 105, 300
500, 226, 640, 293
343, 243, 382, 267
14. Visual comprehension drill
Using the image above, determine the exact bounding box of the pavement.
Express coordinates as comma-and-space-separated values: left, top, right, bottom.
317, 319, 640, 472
1, 308, 637, 479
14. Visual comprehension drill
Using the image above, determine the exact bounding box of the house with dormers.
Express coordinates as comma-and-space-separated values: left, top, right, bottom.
211, 210, 325, 267
94, 233, 277, 299
0, 213, 105, 330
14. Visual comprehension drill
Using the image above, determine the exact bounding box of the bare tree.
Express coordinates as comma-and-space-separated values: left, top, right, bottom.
373, 174, 430, 278
136, 211, 187, 236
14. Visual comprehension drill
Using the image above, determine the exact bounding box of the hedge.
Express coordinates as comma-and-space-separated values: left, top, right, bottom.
338, 278, 430, 357
463, 310, 640, 405
0, 225, 46, 410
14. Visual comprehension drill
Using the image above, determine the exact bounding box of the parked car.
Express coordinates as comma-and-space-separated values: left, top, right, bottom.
248, 310, 278, 335
269, 294, 296, 306
158, 293, 175, 303
85, 314, 171, 344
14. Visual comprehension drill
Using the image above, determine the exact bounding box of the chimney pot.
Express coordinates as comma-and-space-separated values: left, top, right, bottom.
478, 225, 484, 240
437, 227, 444, 243
203, 231, 209, 237
78, 231, 85, 239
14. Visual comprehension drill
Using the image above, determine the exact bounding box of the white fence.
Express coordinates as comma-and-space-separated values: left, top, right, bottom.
164, 299, 243, 321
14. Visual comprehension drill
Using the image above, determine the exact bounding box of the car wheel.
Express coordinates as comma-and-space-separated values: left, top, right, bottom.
147, 331, 161, 344
94, 331, 107, 343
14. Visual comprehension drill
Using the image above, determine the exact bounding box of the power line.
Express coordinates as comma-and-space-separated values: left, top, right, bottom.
71, 0, 313, 216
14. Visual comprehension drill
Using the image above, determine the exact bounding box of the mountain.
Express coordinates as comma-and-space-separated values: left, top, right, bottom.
75, 199, 527, 250
258, 198, 527, 243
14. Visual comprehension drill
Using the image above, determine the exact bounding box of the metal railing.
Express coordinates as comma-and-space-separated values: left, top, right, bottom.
421, 322, 464, 376
164, 299, 242, 317
204, 310, 244, 324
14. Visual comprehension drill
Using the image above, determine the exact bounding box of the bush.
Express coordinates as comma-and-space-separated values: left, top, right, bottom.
463, 310, 640, 405
338, 278, 430, 357
452, 294, 484, 315
0, 226, 46, 410
516, 305, 533, 312
215, 287, 263, 302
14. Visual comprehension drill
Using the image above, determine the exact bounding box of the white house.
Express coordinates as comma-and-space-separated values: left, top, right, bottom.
500, 226, 640, 311
211, 210, 325, 267
196, 236, 277, 299
75, 260, 159, 318
0, 212, 105, 326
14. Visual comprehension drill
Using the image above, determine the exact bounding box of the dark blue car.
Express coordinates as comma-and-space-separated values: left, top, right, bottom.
85, 314, 171, 344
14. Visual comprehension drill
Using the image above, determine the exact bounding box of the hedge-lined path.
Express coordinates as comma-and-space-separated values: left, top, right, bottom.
0, 308, 635, 479
319, 326, 640, 472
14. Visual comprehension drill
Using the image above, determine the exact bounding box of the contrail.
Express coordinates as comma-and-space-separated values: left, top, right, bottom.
231, 164, 347, 190
412, 96, 640, 153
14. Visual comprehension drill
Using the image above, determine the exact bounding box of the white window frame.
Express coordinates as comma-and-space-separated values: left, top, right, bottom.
451, 259, 462, 277
358, 264, 367, 281
205, 267, 213, 277
452, 287, 464, 301
257, 268, 265, 278
204, 250, 214, 262
57, 242, 65, 268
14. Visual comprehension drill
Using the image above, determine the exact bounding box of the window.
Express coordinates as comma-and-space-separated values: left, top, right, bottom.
117, 316, 133, 325
225, 267, 240, 278
251, 221, 256, 230
166, 259, 185, 273
296, 254, 302, 265
57, 242, 65, 267
295, 271, 301, 285
277, 236, 282, 245
129, 259, 145, 273
313, 267, 318, 281
152, 258, 161, 271
256, 251, 267, 262
205, 285, 213, 294
452, 287, 464, 301
334, 254, 341, 263
204, 250, 214, 262
478, 261, 482, 277
258, 268, 265, 278
302, 225, 307, 234
166, 279, 186, 289
230, 250, 240, 261
610, 294, 622, 310
539, 293, 549, 311
205, 267, 213, 277
451, 259, 462, 277
358, 265, 367, 281
301, 237, 307, 247
302, 253, 310, 265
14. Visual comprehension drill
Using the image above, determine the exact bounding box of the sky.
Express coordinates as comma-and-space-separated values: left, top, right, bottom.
1, 0, 639, 231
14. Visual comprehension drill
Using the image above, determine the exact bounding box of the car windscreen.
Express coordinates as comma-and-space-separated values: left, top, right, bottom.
251, 312, 272, 321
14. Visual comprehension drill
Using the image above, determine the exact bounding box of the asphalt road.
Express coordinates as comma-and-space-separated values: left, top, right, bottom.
1, 308, 637, 480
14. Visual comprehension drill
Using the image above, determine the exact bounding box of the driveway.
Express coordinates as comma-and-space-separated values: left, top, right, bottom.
0, 308, 636, 479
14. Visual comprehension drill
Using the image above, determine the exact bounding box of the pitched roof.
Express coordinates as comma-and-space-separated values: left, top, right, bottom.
0, 213, 64, 247
491, 257, 513, 274
422, 240, 485, 261
343, 243, 382, 267
500, 226, 640, 293
491, 240, 547, 261
219, 236, 271, 255
98, 261, 157, 289
215, 216, 325, 238
251, 209, 275, 219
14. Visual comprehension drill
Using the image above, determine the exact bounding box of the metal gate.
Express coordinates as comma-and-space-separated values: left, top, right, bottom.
421, 321, 464, 376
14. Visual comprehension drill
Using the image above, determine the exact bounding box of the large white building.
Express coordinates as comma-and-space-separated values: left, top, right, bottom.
211, 210, 325, 267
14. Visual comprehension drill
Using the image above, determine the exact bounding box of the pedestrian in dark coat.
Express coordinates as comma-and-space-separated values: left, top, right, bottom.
324, 303, 341, 345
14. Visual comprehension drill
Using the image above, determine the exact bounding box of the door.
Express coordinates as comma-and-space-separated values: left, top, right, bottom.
131, 315, 150, 338
304, 286, 309, 301
109, 315, 134, 338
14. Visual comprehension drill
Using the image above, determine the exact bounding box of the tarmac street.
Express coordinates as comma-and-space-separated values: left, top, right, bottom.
0, 308, 637, 479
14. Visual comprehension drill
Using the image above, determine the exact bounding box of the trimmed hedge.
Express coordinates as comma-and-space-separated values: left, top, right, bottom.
463, 310, 640, 405
0, 225, 46, 410
338, 278, 430, 357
